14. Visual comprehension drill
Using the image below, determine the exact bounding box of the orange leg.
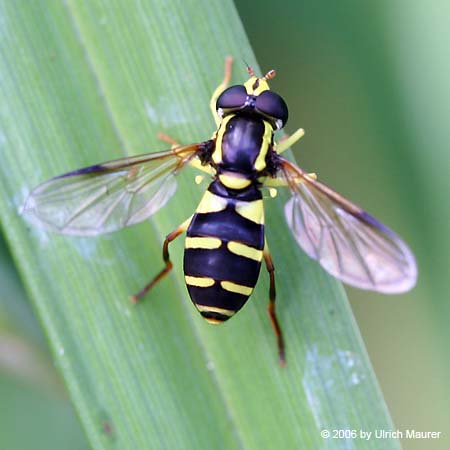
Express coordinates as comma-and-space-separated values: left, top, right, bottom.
210, 56, 233, 126
157, 132, 180, 148
130, 217, 191, 303
263, 242, 285, 366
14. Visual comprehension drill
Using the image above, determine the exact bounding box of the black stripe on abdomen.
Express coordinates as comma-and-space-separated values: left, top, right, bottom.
186, 283, 248, 313
184, 247, 261, 286
188, 207, 264, 249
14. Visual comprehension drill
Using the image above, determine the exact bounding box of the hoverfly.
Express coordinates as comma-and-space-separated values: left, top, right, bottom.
22, 57, 417, 365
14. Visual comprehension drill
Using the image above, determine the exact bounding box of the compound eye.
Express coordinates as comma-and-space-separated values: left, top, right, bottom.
255, 90, 289, 128
216, 85, 247, 111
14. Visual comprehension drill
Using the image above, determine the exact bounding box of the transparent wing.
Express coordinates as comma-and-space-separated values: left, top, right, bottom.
22, 144, 203, 236
279, 157, 417, 293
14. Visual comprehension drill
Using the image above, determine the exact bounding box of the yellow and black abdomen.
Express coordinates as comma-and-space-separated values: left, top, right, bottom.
183, 180, 264, 324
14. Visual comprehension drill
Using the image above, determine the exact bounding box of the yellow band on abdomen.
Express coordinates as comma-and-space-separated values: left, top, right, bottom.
235, 199, 264, 224
185, 236, 222, 249
195, 304, 235, 317
227, 241, 263, 261
196, 190, 228, 214
220, 281, 253, 296
185, 276, 215, 287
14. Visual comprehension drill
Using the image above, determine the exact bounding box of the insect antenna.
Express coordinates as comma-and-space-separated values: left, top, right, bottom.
262, 69, 276, 81
246, 63, 255, 78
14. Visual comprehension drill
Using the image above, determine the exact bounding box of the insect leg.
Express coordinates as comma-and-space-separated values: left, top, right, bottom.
275, 128, 305, 154
263, 240, 286, 366
130, 216, 192, 303
210, 56, 233, 127
157, 132, 181, 149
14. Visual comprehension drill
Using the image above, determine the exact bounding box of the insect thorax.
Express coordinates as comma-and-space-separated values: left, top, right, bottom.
212, 114, 274, 187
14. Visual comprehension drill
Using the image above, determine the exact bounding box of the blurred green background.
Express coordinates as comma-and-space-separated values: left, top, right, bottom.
0, 1, 448, 449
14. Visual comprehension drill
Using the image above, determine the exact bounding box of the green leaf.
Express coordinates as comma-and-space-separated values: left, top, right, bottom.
0, 1, 401, 449
0, 232, 89, 450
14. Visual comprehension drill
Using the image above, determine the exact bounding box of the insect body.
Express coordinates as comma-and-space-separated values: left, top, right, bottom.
183, 78, 285, 324
22, 58, 417, 364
